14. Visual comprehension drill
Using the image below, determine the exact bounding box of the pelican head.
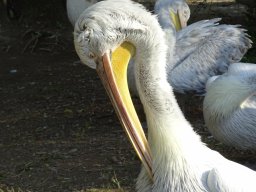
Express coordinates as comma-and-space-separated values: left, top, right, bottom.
155, 0, 190, 30
73, 0, 166, 178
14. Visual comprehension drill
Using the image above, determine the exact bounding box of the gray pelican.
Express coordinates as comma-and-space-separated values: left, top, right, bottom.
154, 0, 252, 95
74, 0, 256, 191
203, 63, 256, 149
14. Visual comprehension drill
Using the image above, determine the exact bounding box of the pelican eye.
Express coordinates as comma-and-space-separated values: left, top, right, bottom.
89, 52, 95, 59
78, 20, 87, 31
82, 25, 87, 31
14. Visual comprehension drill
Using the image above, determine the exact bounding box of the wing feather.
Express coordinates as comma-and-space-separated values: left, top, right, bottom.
168, 19, 252, 94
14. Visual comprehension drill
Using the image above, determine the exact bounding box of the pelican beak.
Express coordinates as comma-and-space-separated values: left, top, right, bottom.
178, 10, 187, 29
169, 9, 186, 31
96, 42, 153, 179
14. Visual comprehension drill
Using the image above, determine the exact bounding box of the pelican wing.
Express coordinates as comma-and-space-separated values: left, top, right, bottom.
204, 62, 256, 149
168, 19, 252, 94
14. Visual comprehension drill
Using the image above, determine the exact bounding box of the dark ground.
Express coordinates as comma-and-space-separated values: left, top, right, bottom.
0, 1, 256, 192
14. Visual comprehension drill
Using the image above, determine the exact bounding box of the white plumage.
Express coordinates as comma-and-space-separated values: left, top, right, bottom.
203, 63, 256, 149
74, 0, 256, 191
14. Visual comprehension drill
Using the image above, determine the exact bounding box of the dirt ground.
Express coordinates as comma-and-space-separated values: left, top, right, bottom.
0, 1, 256, 192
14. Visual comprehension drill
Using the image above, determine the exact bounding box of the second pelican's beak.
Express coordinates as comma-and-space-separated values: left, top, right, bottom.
96, 42, 152, 179
178, 9, 187, 29
170, 9, 187, 31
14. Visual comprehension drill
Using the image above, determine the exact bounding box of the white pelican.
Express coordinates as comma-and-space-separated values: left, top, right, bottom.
154, 0, 252, 95
203, 63, 256, 149
74, 0, 256, 191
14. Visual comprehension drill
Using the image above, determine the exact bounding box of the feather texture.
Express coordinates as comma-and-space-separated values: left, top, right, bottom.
204, 63, 256, 149
155, 0, 252, 94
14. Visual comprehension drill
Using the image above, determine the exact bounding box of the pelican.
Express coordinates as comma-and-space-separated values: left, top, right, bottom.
203, 63, 256, 149
154, 0, 252, 95
74, 0, 256, 191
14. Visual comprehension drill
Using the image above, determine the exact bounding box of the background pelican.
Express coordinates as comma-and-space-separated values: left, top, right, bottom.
154, 0, 252, 95
203, 63, 256, 149
74, 0, 256, 191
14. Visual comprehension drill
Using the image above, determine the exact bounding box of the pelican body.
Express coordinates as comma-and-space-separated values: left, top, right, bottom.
74, 0, 256, 191
204, 63, 256, 149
